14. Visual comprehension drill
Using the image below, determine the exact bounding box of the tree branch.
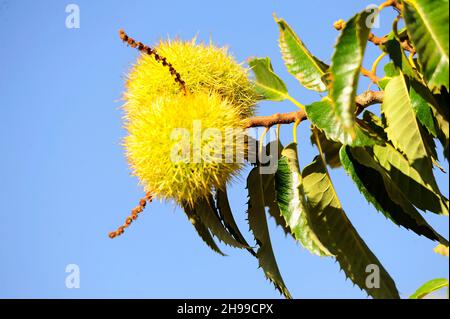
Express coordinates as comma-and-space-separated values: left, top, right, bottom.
368, 32, 415, 53
245, 90, 383, 128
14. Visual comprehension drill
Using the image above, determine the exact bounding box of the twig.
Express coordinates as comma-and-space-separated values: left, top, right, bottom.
245, 91, 384, 128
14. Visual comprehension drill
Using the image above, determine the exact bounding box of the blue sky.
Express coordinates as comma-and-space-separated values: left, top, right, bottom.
0, 0, 448, 299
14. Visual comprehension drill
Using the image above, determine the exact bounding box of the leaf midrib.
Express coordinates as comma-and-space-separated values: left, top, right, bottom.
409, 0, 449, 64
279, 23, 327, 78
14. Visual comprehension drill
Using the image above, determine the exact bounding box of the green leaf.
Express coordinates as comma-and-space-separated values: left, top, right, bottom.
361, 111, 388, 140
431, 88, 450, 160
275, 143, 332, 256
215, 188, 255, 256
403, 0, 449, 91
275, 17, 328, 92
248, 57, 289, 101
382, 74, 434, 175
261, 173, 291, 237
196, 195, 249, 249
329, 10, 372, 141
340, 146, 448, 245
306, 98, 380, 146
260, 140, 292, 237
378, 62, 398, 90
182, 203, 225, 256
409, 79, 438, 137
409, 278, 449, 299
378, 76, 449, 215
310, 128, 343, 168
381, 35, 418, 80
247, 167, 292, 299
302, 155, 399, 299
373, 143, 449, 216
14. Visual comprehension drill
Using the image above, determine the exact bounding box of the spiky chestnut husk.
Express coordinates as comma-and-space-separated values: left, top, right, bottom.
124, 92, 247, 205
123, 38, 257, 119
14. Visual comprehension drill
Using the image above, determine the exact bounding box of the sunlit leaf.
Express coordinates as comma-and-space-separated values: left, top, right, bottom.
381, 33, 418, 80
403, 0, 449, 91
310, 128, 342, 168
329, 10, 372, 141
306, 98, 380, 146
340, 146, 448, 245
381, 74, 441, 186
275, 17, 328, 92
374, 143, 448, 216
248, 57, 289, 101
260, 140, 292, 237
275, 143, 332, 256
431, 88, 450, 160
374, 74, 448, 215
302, 155, 399, 299
261, 173, 291, 237
410, 79, 438, 137
409, 278, 449, 299
247, 167, 292, 298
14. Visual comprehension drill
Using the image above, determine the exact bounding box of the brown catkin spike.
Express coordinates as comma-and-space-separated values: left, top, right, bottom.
109, 193, 153, 239
118, 29, 187, 95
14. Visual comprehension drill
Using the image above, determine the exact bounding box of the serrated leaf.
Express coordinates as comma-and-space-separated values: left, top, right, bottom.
182, 203, 225, 256
329, 10, 372, 141
260, 140, 292, 237
361, 111, 388, 140
381, 35, 418, 80
409, 278, 449, 299
434, 244, 449, 257
261, 173, 291, 237
275, 17, 328, 92
431, 88, 449, 160
377, 76, 449, 215
382, 74, 435, 174
196, 195, 249, 249
215, 188, 255, 256
306, 98, 380, 146
275, 143, 332, 256
248, 57, 289, 101
410, 79, 438, 137
340, 146, 448, 245
302, 155, 399, 299
310, 128, 343, 168
247, 167, 292, 299
373, 143, 449, 216
403, 0, 449, 91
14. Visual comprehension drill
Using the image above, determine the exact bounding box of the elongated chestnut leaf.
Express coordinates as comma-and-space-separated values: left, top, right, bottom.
302, 155, 399, 299
247, 167, 292, 299
276, 17, 328, 92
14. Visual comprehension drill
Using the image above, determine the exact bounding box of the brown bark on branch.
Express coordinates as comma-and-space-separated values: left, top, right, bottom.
368, 32, 415, 53
245, 90, 384, 128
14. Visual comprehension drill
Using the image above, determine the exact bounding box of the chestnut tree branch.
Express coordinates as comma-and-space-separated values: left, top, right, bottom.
245, 90, 384, 128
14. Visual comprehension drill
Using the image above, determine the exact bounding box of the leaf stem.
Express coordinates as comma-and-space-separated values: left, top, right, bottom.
286, 94, 306, 110
292, 119, 300, 144
408, 53, 418, 70
259, 127, 270, 161
371, 52, 387, 75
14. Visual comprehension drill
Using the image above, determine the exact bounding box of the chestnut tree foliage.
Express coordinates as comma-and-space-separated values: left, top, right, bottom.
116, 0, 449, 299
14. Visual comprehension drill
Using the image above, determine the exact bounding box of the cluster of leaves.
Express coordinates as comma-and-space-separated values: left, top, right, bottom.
181, 0, 449, 299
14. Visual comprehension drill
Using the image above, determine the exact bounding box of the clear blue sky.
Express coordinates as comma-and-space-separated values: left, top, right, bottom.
0, 0, 448, 299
